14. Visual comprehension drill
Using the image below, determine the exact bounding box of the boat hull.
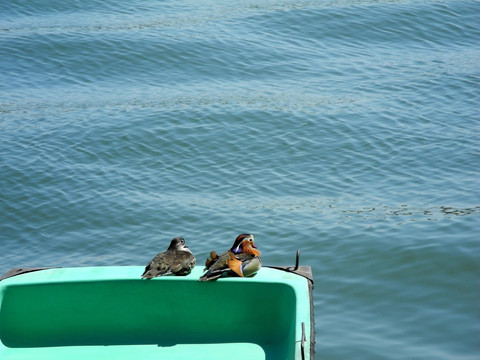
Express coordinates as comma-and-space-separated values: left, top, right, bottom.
0, 266, 314, 359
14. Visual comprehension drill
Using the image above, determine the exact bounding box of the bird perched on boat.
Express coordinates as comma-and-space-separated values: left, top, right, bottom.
199, 234, 261, 282
141, 237, 196, 279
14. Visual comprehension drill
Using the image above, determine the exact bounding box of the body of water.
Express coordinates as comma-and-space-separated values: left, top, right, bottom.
1, 0, 479, 358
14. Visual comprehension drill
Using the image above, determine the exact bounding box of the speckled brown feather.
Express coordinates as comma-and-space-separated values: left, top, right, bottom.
141, 237, 196, 279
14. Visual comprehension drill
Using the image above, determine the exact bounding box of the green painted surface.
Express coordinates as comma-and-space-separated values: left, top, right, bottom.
0, 266, 312, 359
0, 343, 266, 360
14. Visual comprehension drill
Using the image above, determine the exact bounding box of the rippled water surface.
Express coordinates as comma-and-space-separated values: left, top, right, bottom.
1, 0, 479, 359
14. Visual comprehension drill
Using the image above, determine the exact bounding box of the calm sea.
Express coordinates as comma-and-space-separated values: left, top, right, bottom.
1, 0, 479, 358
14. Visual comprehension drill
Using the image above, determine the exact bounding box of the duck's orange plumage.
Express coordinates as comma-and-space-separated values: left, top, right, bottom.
241, 240, 261, 256
227, 252, 244, 277
199, 234, 262, 281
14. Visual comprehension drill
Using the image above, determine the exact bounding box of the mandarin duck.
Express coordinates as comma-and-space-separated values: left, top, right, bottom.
199, 233, 261, 282
141, 237, 196, 279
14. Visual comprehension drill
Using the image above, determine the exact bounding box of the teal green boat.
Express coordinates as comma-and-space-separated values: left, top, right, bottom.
0, 263, 314, 360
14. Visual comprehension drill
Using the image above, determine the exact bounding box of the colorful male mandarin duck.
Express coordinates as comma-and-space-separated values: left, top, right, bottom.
141, 237, 196, 279
199, 234, 261, 282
